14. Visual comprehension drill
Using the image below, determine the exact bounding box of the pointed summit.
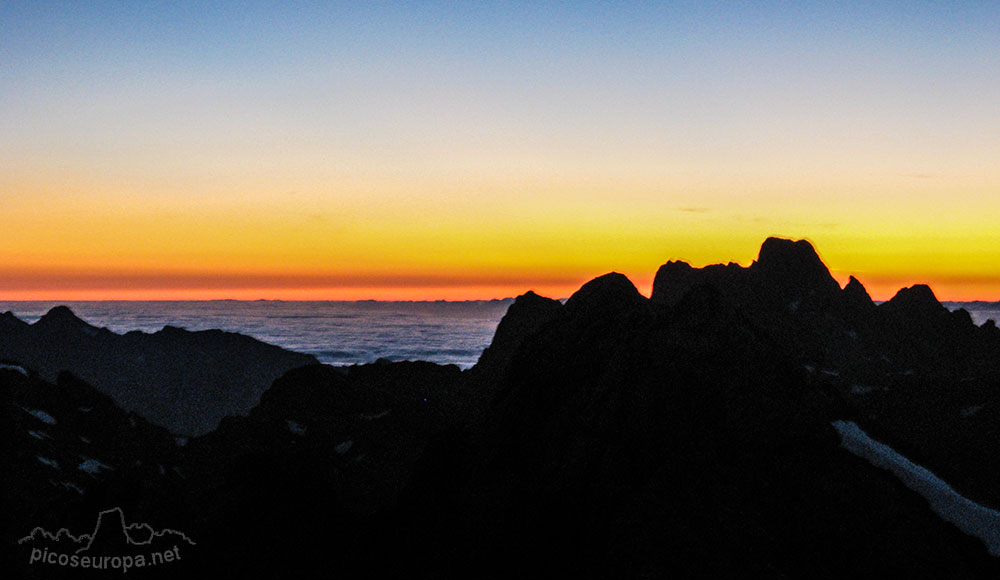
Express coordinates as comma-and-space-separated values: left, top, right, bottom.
844, 275, 868, 295
34, 306, 93, 332
842, 276, 875, 308
41, 305, 78, 320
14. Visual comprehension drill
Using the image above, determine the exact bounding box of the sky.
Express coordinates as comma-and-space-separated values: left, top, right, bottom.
2, 1, 999, 301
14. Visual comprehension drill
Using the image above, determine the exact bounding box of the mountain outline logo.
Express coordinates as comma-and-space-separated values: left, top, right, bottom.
18, 507, 195, 573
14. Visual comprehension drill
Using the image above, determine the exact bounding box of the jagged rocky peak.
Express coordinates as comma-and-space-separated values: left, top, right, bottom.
882, 284, 946, 317
844, 275, 867, 294
752, 237, 840, 294
565, 272, 646, 314
650, 260, 697, 306
657, 260, 694, 275
650, 260, 747, 307
842, 275, 875, 308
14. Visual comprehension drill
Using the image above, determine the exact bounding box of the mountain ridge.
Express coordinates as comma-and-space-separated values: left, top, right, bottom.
0, 306, 317, 435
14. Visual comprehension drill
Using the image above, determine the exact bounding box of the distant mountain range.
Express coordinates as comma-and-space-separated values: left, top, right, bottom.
0, 306, 316, 435
4, 237, 1000, 578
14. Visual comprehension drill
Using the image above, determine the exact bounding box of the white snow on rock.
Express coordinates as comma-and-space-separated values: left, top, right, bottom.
335, 440, 354, 454
286, 420, 307, 436
175, 437, 188, 447
0, 363, 28, 376
23, 408, 57, 425
37, 456, 60, 470
832, 420, 1000, 556
78, 458, 113, 476
850, 384, 873, 395
28, 430, 50, 440
53, 480, 84, 494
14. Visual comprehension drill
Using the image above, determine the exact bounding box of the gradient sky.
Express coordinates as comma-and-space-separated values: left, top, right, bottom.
2, 1, 999, 300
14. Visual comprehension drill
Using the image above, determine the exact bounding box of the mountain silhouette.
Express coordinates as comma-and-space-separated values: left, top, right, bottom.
0, 307, 316, 434
6, 236, 1000, 578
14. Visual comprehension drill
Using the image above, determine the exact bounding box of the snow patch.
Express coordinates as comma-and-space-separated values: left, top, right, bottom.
175, 437, 188, 447
78, 458, 113, 476
286, 420, 307, 436
0, 363, 28, 376
850, 384, 873, 395
28, 430, 50, 440
23, 408, 57, 425
79, 436, 91, 444
335, 440, 354, 454
37, 456, 60, 470
55, 480, 84, 494
78, 406, 93, 413
832, 420, 1000, 556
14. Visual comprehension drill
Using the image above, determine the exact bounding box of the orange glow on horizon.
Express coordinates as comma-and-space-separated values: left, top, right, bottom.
4, 4, 1000, 306
0, 285, 574, 302
3, 265, 999, 303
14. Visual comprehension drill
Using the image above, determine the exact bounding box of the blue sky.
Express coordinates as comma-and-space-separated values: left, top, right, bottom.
2, 1, 999, 300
